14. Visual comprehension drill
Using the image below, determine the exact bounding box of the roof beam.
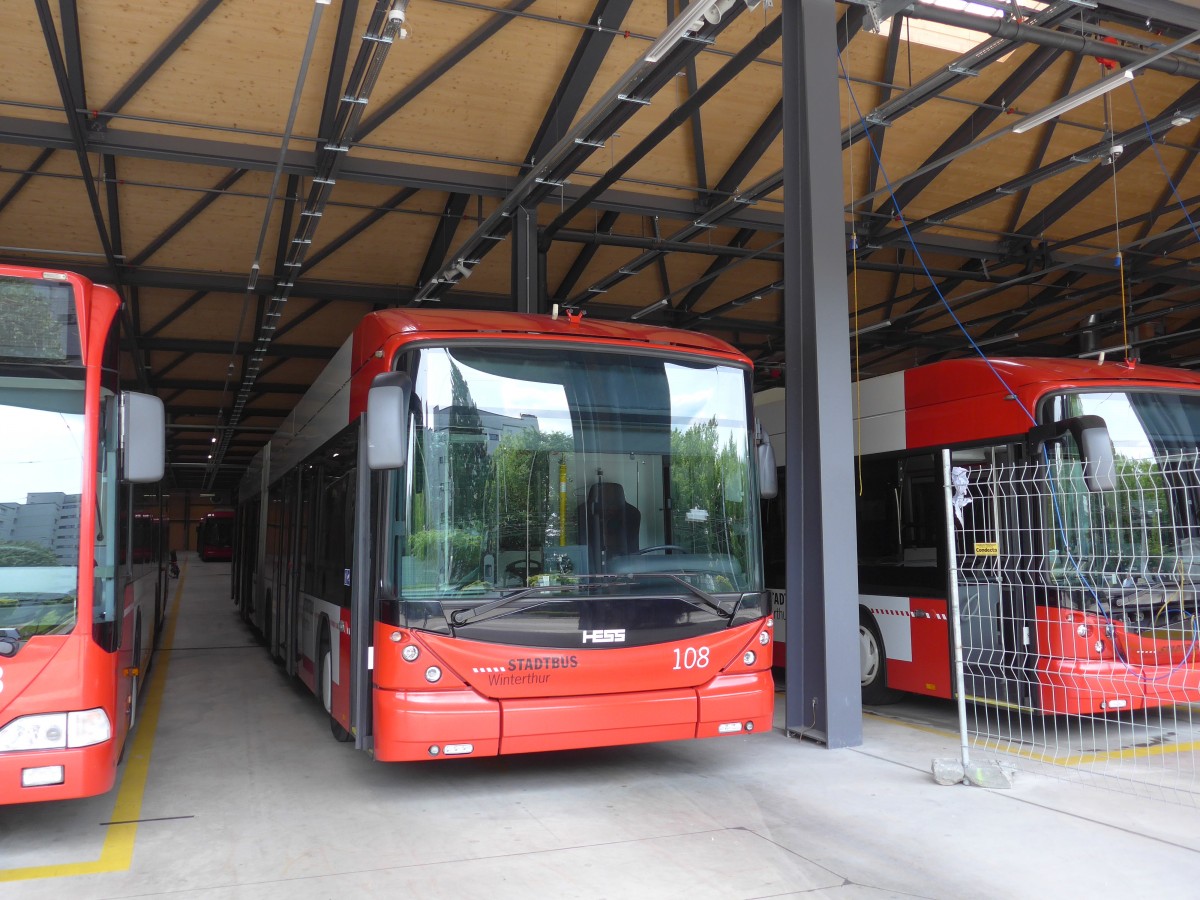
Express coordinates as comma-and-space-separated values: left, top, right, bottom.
1016, 82, 1200, 239
525, 0, 635, 166
129, 169, 248, 268
58, 0, 87, 130
863, 17, 902, 208
357, 0, 538, 141
414, 1, 749, 302
36, 0, 151, 392
128, 337, 335, 359
157, 378, 309, 394
0, 116, 783, 231
0, 148, 54, 217
417, 193, 471, 289
552, 209, 619, 302
543, 14, 782, 241
95, 0, 225, 129
145, 291, 208, 338
868, 42, 1062, 229
300, 186, 420, 275
318, 0, 361, 144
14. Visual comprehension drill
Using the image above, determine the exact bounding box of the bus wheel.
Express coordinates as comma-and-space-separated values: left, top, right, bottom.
320, 632, 352, 743
859, 612, 895, 705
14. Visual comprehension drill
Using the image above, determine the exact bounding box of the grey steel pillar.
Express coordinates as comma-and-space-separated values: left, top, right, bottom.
512, 205, 543, 313
782, 0, 862, 747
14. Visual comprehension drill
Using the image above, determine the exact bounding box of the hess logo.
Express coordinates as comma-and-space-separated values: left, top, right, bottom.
581, 628, 626, 644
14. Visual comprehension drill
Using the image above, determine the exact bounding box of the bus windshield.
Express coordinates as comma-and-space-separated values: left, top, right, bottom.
390, 344, 762, 610
0, 385, 86, 651
1045, 389, 1200, 595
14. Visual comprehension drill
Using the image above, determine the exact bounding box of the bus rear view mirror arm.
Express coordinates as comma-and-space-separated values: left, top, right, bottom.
1025, 414, 1117, 493
366, 371, 413, 470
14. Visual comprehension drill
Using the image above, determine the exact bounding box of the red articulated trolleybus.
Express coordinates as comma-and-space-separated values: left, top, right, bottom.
196, 509, 235, 562
759, 357, 1200, 716
234, 308, 776, 761
0, 264, 165, 804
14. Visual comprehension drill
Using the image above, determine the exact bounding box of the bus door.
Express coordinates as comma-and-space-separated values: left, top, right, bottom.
273, 470, 301, 669
951, 444, 1038, 711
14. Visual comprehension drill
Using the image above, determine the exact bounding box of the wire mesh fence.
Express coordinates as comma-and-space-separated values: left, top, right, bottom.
947, 447, 1200, 805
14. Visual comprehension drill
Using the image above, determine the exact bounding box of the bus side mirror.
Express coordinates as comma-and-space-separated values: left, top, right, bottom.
121, 392, 165, 483
756, 419, 778, 499
1074, 416, 1117, 493
1026, 414, 1116, 493
366, 372, 412, 470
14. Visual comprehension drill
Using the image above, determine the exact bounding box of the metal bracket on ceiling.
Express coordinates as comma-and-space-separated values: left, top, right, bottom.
947, 63, 979, 77
861, 0, 914, 34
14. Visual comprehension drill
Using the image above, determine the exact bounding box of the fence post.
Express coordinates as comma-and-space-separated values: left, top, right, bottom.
943, 449, 972, 772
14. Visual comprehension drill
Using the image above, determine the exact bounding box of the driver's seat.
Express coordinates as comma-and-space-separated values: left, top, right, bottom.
577, 482, 640, 572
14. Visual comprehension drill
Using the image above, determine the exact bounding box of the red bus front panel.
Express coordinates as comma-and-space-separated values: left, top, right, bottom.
0, 633, 119, 803
371, 619, 772, 761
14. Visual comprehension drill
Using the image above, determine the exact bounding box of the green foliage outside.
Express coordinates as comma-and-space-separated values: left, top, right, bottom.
1047, 454, 1185, 585
487, 427, 573, 552
0, 541, 59, 567
670, 417, 747, 559
406, 527, 482, 565
0, 279, 65, 359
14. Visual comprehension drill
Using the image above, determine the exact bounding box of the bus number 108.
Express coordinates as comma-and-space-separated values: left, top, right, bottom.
673, 647, 710, 670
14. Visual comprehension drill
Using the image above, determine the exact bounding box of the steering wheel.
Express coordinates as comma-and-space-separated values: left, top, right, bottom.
638, 545, 685, 555
505, 559, 543, 581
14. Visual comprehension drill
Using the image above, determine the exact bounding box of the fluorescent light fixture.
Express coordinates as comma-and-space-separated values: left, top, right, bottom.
974, 331, 1019, 347
645, 8, 705, 62
1012, 69, 1133, 134
1172, 113, 1193, 127
644, 0, 736, 62
851, 319, 892, 337
630, 299, 668, 320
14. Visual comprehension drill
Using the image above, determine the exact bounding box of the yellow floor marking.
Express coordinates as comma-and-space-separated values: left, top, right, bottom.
865, 709, 1200, 767
0, 562, 189, 883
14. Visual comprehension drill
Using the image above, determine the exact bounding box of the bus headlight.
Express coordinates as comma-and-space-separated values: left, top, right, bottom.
425, 666, 442, 683
402, 644, 420, 662
0, 714, 66, 751
0, 709, 110, 751
758, 631, 770, 646
743, 651, 757, 666
66, 709, 112, 748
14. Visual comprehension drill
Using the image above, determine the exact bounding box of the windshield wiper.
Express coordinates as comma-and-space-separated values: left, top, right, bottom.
657, 578, 729, 619
446, 573, 735, 628
449, 583, 583, 627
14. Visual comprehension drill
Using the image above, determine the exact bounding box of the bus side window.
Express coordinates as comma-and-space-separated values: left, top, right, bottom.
857, 452, 944, 596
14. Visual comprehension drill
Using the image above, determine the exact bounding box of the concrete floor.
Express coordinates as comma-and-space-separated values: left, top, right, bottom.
2, 554, 1198, 898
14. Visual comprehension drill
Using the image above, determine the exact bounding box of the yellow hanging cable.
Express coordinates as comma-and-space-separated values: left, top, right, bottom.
1106, 91, 1129, 363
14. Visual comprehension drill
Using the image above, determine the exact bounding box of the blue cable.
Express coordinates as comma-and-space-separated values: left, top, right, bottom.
836, 51, 1200, 683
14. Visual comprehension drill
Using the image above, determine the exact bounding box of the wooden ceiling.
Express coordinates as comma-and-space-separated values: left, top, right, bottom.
5, 0, 1200, 492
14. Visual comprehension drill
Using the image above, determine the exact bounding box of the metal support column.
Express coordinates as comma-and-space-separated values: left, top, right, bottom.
782, 0, 862, 747
512, 205, 542, 313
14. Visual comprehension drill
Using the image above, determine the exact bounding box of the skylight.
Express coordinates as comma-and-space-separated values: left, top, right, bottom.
877, 1, 1045, 57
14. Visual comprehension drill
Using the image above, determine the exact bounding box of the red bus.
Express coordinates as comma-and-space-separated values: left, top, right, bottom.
0, 264, 165, 803
234, 308, 775, 760
196, 509, 234, 562
759, 357, 1200, 715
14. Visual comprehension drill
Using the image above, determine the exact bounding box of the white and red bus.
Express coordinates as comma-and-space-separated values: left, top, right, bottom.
759, 357, 1200, 716
196, 509, 235, 562
234, 308, 775, 760
0, 264, 165, 803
